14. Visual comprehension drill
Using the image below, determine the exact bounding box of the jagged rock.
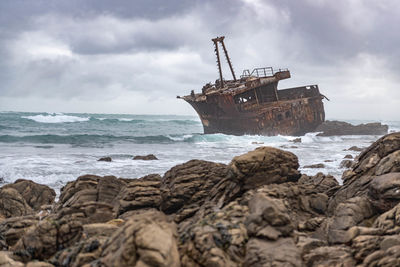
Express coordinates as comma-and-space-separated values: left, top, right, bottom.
98, 157, 112, 162
368, 172, 400, 212
245, 193, 293, 239
298, 173, 339, 197
96, 210, 180, 267
329, 132, 400, 213
160, 160, 228, 222
133, 154, 158, 160
244, 238, 302, 267
303, 163, 325, 169
228, 147, 300, 190
58, 175, 126, 208
303, 245, 356, 266
0, 215, 39, 249
116, 174, 161, 216
327, 197, 375, 244
0, 188, 32, 219
363, 245, 400, 267
2, 179, 55, 211
0, 251, 24, 267
179, 201, 248, 267
315, 120, 388, 136
13, 217, 83, 261
49, 222, 120, 267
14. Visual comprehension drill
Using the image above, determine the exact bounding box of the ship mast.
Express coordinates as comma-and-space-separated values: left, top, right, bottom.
212, 36, 237, 88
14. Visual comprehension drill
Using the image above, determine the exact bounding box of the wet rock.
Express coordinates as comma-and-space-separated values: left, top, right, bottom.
116, 174, 161, 216
344, 154, 353, 159
96, 210, 180, 267
303, 163, 325, 169
228, 147, 300, 190
339, 159, 353, 169
346, 146, 364, 152
160, 160, 228, 222
315, 120, 388, 136
2, 179, 55, 211
291, 138, 302, 143
324, 159, 334, 162
98, 157, 112, 162
0, 188, 32, 219
133, 154, 158, 160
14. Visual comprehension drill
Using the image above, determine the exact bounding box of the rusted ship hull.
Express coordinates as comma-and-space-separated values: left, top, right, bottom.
179, 36, 326, 136
184, 84, 325, 136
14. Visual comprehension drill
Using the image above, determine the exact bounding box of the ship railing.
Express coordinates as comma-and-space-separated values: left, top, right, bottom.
240, 67, 289, 78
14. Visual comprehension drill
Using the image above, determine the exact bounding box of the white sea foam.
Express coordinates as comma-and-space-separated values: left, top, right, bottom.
22, 114, 89, 123
118, 118, 134, 122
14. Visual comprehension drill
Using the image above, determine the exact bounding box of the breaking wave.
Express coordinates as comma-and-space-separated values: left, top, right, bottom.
22, 114, 89, 123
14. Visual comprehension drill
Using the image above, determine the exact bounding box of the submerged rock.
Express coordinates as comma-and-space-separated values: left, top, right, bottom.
303, 163, 325, 169
133, 154, 158, 160
98, 156, 112, 162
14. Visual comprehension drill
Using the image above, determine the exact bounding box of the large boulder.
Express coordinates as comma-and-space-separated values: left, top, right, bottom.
2, 179, 55, 211
228, 147, 300, 190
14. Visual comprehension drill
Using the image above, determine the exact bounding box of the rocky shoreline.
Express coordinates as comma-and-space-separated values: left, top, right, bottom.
0, 132, 399, 266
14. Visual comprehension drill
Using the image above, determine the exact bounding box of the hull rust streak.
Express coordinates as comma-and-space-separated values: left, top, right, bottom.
177, 36, 326, 136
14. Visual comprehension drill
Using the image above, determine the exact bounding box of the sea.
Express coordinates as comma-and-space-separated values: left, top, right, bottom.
0, 111, 399, 195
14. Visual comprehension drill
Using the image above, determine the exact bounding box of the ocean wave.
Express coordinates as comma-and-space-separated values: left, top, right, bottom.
0, 133, 288, 145
22, 114, 89, 123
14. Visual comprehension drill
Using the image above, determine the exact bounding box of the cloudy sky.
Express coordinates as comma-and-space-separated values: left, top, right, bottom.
0, 0, 399, 120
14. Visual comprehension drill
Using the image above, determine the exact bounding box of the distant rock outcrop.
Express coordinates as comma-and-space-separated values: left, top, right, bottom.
315, 120, 388, 136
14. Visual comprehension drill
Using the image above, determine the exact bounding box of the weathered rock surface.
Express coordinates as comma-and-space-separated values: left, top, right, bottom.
315, 120, 388, 136
116, 174, 161, 216
2, 179, 55, 211
0, 188, 32, 219
96, 210, 180, 267
161, 160, 228, 222
228, 146, 300, 190
0, 132, 398, 266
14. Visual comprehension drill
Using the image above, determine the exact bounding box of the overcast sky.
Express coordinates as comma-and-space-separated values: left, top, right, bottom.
0, 0, 399, 120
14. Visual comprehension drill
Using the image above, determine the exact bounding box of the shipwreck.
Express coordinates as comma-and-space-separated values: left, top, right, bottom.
178, 36, 327, 136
